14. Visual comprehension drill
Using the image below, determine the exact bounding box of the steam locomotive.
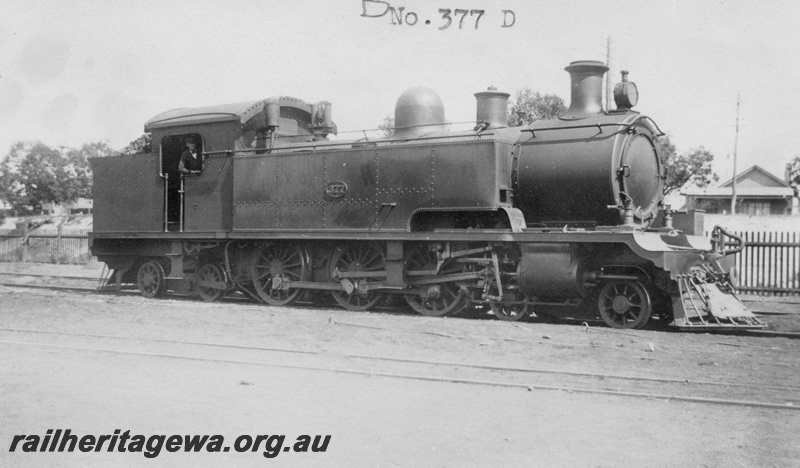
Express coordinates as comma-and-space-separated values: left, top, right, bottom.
89, 60, 763, 330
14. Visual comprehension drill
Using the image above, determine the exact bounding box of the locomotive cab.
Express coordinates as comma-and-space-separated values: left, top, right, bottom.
140, 97, 335, 233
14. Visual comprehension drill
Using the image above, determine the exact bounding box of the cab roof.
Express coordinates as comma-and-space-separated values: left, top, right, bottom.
143, 96, 321, 131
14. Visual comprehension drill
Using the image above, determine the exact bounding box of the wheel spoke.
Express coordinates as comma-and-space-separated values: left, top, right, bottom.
285, 270, 302, 280
362, 253, 381, 268
255, 271, 272, 281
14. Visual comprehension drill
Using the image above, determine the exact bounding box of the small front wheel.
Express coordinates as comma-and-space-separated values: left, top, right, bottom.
490, 300, 529, 322
137, 260, 165, 298
597, 281, 652, 329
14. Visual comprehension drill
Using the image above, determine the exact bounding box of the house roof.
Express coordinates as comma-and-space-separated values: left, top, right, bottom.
682, 164, 794, 198
718, 165, 791, 188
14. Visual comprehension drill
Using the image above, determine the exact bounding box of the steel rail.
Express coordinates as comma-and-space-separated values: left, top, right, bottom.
0, 282, 101, 294
0, 272, 100, 281
1, 339, 797, 412
1, 327, 797, 393
1, 282, 797, 337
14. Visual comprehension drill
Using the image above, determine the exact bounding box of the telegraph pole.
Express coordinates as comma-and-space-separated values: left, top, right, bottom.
605, 36, 612, 111
731, 96, 740, 214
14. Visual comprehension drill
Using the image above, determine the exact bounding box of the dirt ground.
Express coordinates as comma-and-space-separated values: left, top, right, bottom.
1, 262, 799, 467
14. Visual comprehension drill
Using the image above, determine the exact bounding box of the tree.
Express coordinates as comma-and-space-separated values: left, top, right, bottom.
377, 115, 394, 137
658, 135, 719, 195
507, 88, 566, 126
787, 156, 800, 196
0, 140, 110, 211
0, 142, 62, 211
119, 133, 152, 155
0, 142, 28, 209
63, 142, 114, 200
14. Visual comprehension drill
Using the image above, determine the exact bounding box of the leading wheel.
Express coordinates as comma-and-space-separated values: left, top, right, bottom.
251, 244, 309, 306
197, 262, 226, 302
330, 243, 385, 311
597, 281, 652, 329
403, 244, 467, 317
137, 260, 165, 298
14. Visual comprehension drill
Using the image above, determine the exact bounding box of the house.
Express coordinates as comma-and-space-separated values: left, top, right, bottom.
42, 198, 94, 215
682, 165, 797, 215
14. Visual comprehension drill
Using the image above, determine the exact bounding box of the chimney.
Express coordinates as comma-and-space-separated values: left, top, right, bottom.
563, 60, 608, 119
474, 86, 510, 128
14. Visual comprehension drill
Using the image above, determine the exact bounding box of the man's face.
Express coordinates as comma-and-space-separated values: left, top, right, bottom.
187, 142, 196, 151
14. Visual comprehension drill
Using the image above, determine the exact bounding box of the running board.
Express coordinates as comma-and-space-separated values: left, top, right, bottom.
672, 274, 765, 331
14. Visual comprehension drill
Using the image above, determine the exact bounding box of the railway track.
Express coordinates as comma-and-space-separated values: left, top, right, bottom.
1, 270, 798, 315
0, 271, 102, 289
2, 271, 799, 342
0, 327, 798, 412
0, 272, 101, 281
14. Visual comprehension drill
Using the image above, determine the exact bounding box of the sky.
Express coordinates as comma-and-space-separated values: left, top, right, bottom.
1, 0, 799, 185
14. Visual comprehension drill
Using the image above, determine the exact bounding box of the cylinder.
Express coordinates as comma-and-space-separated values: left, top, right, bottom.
517, 243, 585, 297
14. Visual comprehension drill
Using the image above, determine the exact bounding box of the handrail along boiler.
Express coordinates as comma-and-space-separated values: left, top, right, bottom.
89, 61, 763, 330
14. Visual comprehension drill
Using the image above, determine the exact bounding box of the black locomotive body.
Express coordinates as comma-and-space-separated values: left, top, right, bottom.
90, 61, 762, 330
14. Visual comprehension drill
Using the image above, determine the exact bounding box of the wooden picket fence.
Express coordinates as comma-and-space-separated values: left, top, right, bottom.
728, 231, 800, 296
0, 227, 91, 264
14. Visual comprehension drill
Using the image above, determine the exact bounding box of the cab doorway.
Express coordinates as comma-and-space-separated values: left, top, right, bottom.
160, 133, 202, 231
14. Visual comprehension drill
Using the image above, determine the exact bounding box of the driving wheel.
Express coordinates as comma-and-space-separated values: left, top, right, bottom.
330, 243, 385, 311
403, 244, 467, 317
251, 244, 309, 306
197, 262, 226, 302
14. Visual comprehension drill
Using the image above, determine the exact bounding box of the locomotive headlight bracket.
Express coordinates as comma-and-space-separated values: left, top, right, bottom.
613, 70, 639, 110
